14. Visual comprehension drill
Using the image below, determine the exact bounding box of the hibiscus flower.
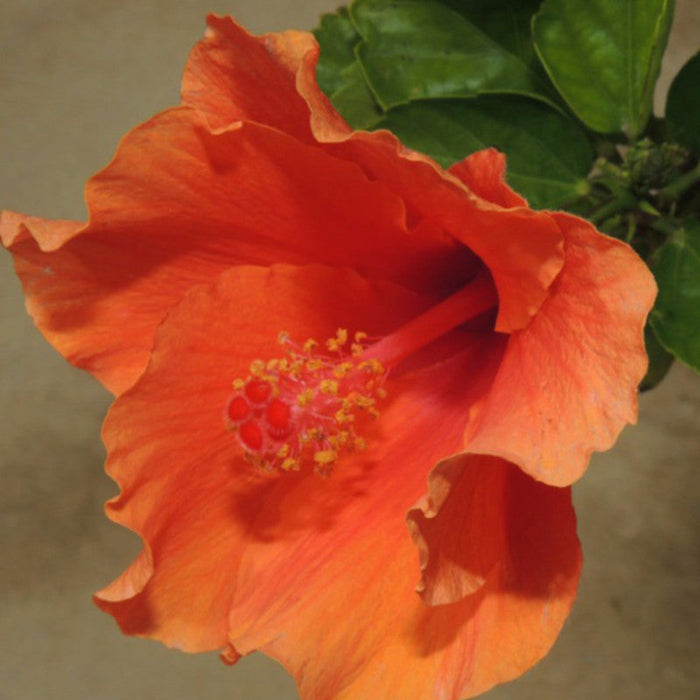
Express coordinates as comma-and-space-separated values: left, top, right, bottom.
1, 15, 655, 700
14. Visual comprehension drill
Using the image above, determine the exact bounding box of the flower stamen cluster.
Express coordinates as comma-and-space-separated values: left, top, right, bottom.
224, 329, 387, 476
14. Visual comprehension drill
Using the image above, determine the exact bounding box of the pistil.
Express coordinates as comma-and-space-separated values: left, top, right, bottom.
365, 272, 498, 368
224, 272, 497, 475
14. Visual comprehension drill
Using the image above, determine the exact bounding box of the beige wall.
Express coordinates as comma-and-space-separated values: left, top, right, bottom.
1, 1, 698, 698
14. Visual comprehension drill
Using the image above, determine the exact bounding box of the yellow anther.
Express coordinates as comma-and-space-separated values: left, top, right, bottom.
228, 326, 388, 476
320, 379, 339, 395
334, 408, 355, 424
314, 449, 338, 466
353, 395, 376, 409
331, 430, 349, 447
333, 361, 353, 378
297, 388, 314, 407
276, 444, 290, 458
358, 358, 384, 375
288, 359, 305, 377
336, 328, 348, 345
250, 359, 266, 375
326, 330, 348, 352
245, 453, 269, 471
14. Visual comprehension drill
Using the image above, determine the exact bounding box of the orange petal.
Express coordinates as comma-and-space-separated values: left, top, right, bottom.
94, 261, 578, 697
465, 213, 657, 486
232, 457, 579, 700
3, 107, 468, 394
449, 148, 528, 209
95, 263, 439, 650
225, 335, 506, 645
182, 17, 566, 333
0, 211, 84, 250
284, 33, 567, 332
181, 15, 345, 140
85, 107, 464, 294
318, 130, 566, 333
405, 454, 508, 605
3, 212, 161, 394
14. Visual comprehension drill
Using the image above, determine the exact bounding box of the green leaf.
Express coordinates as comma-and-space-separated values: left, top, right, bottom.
349, 0, 556, 111
314, 8, 360, 96
440, 0, 544, 67
666, 51, 700, 154
640, 321, 675, 391
376, 96, 594, 208
533, 0, 675, 137
329, 62, 384, 128
314, 7, 383, 129
650, 216, 700, 371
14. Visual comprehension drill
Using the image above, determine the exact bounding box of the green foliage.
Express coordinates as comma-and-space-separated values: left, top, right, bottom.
666, 51, 700, 153
313, 8, 383, 128
533, 0, 675, 138
350, 0, 555, 109
313, 0, 700, 385
641, 323, 675, 391
314, 7, 359, 96
376, 97, 593, 209
650, 218, 700, 371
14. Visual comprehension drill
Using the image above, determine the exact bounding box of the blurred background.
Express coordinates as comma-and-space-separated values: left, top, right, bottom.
1, 1, 698, 698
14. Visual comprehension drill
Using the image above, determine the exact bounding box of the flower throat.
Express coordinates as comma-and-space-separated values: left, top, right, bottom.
224, 273, 497, 475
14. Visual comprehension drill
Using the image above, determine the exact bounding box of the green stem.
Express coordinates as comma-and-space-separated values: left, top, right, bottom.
658, 162, 700, 204
589, 190, 638, 225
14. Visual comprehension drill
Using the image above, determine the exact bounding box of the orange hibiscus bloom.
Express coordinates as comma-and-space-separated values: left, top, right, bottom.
1, 15, 655, 700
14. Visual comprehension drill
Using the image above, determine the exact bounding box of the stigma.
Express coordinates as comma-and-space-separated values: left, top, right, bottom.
224, 329, 387, 476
